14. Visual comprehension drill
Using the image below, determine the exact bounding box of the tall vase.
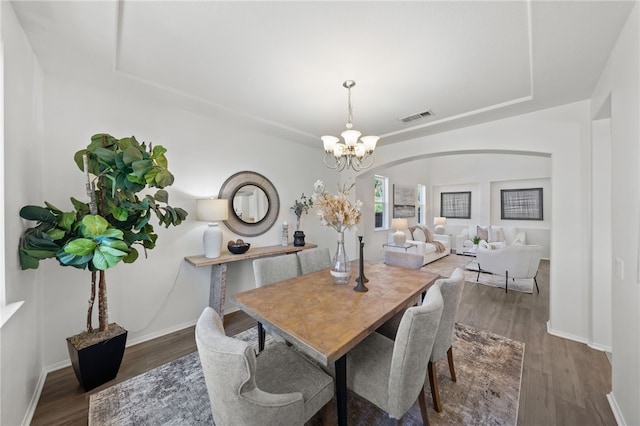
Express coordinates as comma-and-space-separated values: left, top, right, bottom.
331, 231, 351, 285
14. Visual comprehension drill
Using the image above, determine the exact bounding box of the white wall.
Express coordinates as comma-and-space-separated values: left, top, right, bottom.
1, 3, 45, 425
591, 4, 640, 425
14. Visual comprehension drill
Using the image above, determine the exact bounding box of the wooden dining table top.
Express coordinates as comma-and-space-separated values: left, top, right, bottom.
231, 261, 440, 366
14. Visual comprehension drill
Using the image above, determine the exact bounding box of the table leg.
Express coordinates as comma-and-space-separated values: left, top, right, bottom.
335, 354, 347, 426
258, 322, 265, 352
209, 264, 227, 319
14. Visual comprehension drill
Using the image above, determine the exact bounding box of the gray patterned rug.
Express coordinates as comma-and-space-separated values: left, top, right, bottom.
89, 325, 524, 425
424, 254, 534, 293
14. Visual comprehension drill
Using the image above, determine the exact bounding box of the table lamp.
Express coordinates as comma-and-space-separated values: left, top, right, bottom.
433, 216, 446, 234
197, 198, 229, 258
391, 218, 409, 245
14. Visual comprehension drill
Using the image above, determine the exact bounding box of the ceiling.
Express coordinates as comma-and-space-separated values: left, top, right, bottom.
10, 1, 636, 148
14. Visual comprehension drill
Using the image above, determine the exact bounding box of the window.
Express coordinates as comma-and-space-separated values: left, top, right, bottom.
374, 175, 388, 229
417, 184, 426, 224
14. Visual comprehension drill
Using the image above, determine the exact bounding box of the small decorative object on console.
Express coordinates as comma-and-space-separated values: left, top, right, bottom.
291, 193, 313, 247
227, 239, 250, 254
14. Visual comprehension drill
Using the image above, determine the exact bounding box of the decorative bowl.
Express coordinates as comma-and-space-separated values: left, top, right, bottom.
227, 239, 250, 254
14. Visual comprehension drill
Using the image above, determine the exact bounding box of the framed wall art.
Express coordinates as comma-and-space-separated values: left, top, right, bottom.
501, 187, 543, 220
440, 191, 471, 219
393, 185, 416, 218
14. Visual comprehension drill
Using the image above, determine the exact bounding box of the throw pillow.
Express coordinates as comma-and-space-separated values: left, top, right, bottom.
476, 226, 489, 242
489, 227, 505, 243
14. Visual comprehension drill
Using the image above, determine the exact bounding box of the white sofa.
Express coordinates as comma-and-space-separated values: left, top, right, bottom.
386, 225, 451, 265
455, 225, 525, 254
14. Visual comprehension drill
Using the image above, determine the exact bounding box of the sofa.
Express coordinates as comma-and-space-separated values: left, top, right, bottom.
386, 225, 451, 265
455, 225, 526, 254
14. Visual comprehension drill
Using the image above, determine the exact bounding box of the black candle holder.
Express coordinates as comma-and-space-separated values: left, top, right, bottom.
354, 236, 369, 292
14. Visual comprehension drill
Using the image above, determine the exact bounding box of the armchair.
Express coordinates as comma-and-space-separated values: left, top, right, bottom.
475, 245, 543, 293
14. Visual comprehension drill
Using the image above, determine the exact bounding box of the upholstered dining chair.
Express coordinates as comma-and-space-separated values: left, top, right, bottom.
427, 267, 465, 413
346, 284, 444, 425
296, 247, 331, 275
253, 254, 302, 346
195, 307, 335, 426
384, 250, 425, 270
378, 250, 426, 339
253, 253, 302, 287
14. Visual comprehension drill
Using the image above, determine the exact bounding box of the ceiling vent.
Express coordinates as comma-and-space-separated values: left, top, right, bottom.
399, 110, 434, 123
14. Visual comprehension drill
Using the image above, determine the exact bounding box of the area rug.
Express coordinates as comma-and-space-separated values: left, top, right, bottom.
89, 324, 524, 425
424, 254, 534, 294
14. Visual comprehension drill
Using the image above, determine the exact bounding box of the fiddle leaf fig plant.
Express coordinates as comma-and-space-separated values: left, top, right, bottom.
18, 133, 188, 334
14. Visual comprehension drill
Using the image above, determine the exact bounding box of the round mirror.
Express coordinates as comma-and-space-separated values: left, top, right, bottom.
219, 171, 280, 237
232, 184, 269, 224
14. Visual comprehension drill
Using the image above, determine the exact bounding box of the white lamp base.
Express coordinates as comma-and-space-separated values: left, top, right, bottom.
393, 230, 407, 245
434, 225, 445, 235
203, 223, 222, 258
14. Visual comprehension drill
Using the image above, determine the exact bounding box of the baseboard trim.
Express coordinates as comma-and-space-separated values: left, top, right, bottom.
587, 341, 613, 353
22, 366, 47, 426
607, 392, 626, 425
546, 321, 589, 344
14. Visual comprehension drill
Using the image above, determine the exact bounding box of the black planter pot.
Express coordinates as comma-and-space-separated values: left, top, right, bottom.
293, 230, 306, 247
66, 323, 128, 391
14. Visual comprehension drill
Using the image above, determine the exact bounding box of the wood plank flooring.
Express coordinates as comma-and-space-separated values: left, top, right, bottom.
30, 258, 615, 425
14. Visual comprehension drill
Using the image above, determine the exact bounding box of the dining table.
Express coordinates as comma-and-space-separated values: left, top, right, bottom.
231, 260, 440, 426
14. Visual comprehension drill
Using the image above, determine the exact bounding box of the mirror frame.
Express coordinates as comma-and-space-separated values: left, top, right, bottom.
218, 171, 280, 237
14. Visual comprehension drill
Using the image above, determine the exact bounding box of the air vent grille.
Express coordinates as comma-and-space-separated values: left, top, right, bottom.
399, 110, 434, 123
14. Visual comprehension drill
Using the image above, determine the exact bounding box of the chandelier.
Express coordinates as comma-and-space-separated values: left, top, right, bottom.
322, 80, 379, 172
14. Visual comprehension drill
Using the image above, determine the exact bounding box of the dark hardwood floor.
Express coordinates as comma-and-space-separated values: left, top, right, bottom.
30, 258, 615, 425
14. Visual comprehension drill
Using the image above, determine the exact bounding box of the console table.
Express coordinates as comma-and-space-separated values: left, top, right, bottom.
184, 243, 317, 319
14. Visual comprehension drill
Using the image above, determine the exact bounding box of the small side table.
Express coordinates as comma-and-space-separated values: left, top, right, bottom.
383, 242, 417, 252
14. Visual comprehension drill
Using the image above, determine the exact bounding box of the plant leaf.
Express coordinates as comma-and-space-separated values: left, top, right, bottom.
64, 238, 97, 256
20, 206, 56, 223
80, 215, 109, 238
154, 189, 168, 203
123, 147, 144, 165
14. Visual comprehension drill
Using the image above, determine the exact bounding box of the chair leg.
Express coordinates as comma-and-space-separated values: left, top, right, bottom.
505, 270, 508, 293
321, 400, 333, 426
418, 387, 431, 426
476, 264, 481, 283
534, 273, 540, 294
428, 361, 443, 412
447, 346, 457, 382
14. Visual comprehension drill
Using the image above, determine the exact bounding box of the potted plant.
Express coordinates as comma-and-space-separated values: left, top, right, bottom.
18, 133, 187, 391
472, 236, 481, 246
290, 193, 313, 247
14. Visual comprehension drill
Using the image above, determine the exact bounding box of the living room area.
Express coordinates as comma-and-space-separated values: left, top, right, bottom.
4, 1, 640, 425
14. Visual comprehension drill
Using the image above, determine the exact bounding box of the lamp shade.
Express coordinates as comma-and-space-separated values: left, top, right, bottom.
433, 216, 446, 235
391, 218, 408, 231
391, 218, 408, 246
196, 198, 229, 222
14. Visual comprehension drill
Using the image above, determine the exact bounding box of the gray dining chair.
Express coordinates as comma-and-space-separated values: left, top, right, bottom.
253, 253, 302, 287
296, 247, 331, 275
195, 307, 335, 426
377, 250, 426, 339
428, 267, 465, 413
253, 254, 302, 347
384, 250, 424, 269
346, 284, 444, 425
